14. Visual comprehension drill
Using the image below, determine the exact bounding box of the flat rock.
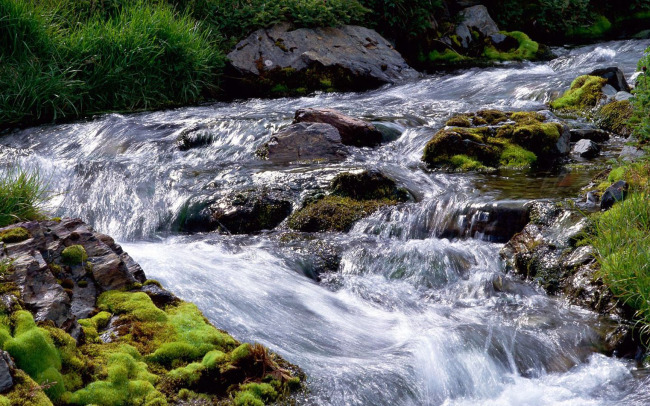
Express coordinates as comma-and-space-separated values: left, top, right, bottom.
260, 122, 349, 163
294, 108, 383, 147
227, 23, 418, 87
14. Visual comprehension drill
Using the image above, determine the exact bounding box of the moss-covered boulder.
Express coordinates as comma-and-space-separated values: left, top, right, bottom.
598, 100, 634, 137
288, 171, 409, 232
0, 219, 304, 406
550, 75, 608, 111
423, 110, 570, 171
0, 227, 30, 244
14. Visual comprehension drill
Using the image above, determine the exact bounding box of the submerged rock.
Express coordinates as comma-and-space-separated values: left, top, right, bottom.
226, 23, 418, 96
294, 108, 383, 147
258, 122, 348, 163
572, 139, 600, 159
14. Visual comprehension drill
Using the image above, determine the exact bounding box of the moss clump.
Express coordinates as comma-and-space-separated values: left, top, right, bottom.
330, 171, 408, 202
445, 115, 472, 127
599, 100, 633, 137
4, 369, 54, 406
477, 109, 508, 125
550, 75, 607, 111
483, 31, 539, 61
0, 227, 31, 243
287, 196, 388, 232
427, 49, 467, 64
422, 127, 500, 169
449, 155, 487, 171
61, 245, 88, 265
499, 144, 538, 168
234, 383, 278, 406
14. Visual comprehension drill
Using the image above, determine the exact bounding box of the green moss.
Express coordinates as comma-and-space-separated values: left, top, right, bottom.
0, 395, 9, 406
233, 383, 278, 406
477, 109, 508, 125
449, 155, 486, 171
5, 369, 54, 406
570, 15, 612, 39
500, 144, 538, 168
511, 111, 546, 125
143, 279, 162, 288
61, 245, 88, 265
483, 31, 539, 61
270, 84, 289, 95
0, 227, 30, 243
427, 49, 467, 64
167, 362, 204, 386
99, 291, 167, 323
550, 75, 607, 111
202, 350, 227, 369
599, 100, 633, 136
446, 115, 472, 127
287, 196, 391, 232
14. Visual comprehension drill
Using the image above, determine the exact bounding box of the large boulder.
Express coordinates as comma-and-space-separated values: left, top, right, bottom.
258, 122, 348, 163
178, 189, 292, 234
588, 67, 631, 92
226, 23, 418, 95
294, 108, 383, 147
455, 5, 500, 48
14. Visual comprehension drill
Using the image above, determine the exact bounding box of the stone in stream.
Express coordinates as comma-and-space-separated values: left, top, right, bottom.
225, 23, 418, 96
178, 189, 293, 234
572, 139, 600, 159
588, 67, 631, 92
294, 108, 383, 147
569, 128, 610, 143
258, 122, 349, 163
454, 5, 500, 48
600, 180, 629, 210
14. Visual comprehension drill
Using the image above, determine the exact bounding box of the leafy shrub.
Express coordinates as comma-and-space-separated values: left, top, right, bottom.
358, 0, 443, 38
632, 48, 650, 143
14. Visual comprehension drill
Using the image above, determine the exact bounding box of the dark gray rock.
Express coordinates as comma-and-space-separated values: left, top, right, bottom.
142, 284, 180, 308
572, 139, 600, 159
294, 108, 383, 147
601, 180, 629, 210
260, 122, 348, 163
569, 128, 610, 143
588, 67, 631, 92
227, 23, 418, 87
455, 5, 500, 48
179, 189, 292, 234
0, 351, 14, 392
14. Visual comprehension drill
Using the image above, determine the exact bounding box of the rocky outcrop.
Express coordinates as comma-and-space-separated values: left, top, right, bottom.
294, 108, 384, 147
0, 219, 303, 405
258, 122, 349, 163
178, 189, 293, 234
226, 23, 418, 96
500, 202, 637, 355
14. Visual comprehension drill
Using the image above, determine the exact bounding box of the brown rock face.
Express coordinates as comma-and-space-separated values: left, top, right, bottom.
259, 122, 348, 163
294, 108, 383, 147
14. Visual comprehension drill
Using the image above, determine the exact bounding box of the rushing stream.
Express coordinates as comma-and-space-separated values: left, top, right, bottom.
3, 39, 650, 405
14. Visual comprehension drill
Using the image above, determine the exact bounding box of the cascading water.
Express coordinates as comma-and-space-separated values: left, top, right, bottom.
3, 39, 650, 405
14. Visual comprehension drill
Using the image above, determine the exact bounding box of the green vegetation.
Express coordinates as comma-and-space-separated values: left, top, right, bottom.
632, 50, 650, 143
0, 227, 30, 243
599, 100, 634, 136
61, 245, 88, 265
422, 110, 561, 171
483, 31, 539, 61
0, 167, 47, 227
550, 75, 607, 111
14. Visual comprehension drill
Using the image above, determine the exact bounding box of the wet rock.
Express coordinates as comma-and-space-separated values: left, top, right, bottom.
569, 128, 610, 143
176, 125, 215, 151
572, 139, 600, 159
615, 91, 634, 101
142, 284, 180, 308
619, 144, 645, 162
259, 122, 348, 163
0, 219, 147, 333
330, 171, 409, 201
0, 351, 14, 392
562, 245, 595, 269
180, 189, 292, 234
226, 23, 418, 95
588, 67, 631, 92
294, 108, 383, 147
600, 180, 629, 210
455, 5, 500, 48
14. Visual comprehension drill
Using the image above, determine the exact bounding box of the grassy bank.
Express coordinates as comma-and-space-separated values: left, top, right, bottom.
587, 47, 650, 335
0, 167, 46, 227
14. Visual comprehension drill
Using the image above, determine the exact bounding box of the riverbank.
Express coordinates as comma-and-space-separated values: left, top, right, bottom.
3, 0, 648, 130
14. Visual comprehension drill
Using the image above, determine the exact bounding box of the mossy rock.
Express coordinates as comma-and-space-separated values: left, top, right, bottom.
422, 127, 501, 169
330, 171, 408, 202
598, 100, 633, 137
483, 31, 544, 61
61, 245, 88, 265
287, 196, 392, 232
0, 227, 31, 243
445, 115, 472, 127
550, 75, 607, 111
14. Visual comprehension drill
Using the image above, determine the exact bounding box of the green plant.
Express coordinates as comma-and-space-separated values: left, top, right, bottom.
0, 167, 48, 227
632, 49, 650, 144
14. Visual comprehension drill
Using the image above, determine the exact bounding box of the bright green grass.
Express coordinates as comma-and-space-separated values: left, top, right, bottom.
0, 167, 47, 227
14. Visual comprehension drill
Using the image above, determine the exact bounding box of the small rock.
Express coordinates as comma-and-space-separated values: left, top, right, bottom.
569, 128, 610, 143
615, 91, 634, 101
260, 122, 348, 163
0, 351, 14, 392
572, 139, 600, 159
588, 67, 631, 92
601, 180, 629, 210
294, 108, 383, 147
142, 284, 180, 308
